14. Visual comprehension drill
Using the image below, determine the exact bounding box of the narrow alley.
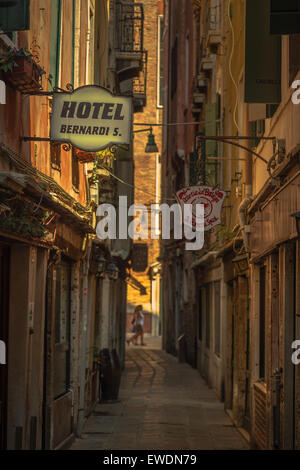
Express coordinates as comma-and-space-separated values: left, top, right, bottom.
70, 338, 248, 451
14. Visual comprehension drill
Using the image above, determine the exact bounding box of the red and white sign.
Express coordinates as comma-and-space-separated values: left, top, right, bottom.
176, 186, 226, 231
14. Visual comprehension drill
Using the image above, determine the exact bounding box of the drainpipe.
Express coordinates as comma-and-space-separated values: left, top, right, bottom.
238, 196, 252, 252
238, 105, 253, 253
77, 239, 92, 437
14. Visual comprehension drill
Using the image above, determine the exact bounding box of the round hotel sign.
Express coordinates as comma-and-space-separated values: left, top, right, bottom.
50, 85, 132, 152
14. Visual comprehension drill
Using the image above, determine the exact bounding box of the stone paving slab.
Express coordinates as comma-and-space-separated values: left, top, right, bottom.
70, 337, 248, 451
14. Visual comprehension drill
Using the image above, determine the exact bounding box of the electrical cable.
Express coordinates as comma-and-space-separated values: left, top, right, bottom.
227, 0, 240, 134
98, 164, 175, 203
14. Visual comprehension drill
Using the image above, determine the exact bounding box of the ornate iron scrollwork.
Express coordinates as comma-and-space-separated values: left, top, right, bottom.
62, 143, 72, 152
66, 83, 74, 92
53, 83, 74, 93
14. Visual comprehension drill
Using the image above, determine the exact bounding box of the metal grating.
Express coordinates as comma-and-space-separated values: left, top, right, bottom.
133, 50, 147, 98
253, 382, 268, 449
116, 2, 144, 53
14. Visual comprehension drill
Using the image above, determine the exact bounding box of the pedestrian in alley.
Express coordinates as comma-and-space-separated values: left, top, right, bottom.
127, 305, 146, 346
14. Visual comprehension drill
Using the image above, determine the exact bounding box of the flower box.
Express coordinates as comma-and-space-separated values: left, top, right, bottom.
73, 148, 96, 163
2, 55, 44, 93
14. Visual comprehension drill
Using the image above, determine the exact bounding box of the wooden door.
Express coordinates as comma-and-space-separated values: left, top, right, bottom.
0, 244, 10, 450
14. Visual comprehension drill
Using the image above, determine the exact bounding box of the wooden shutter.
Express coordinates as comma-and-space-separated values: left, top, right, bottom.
0, 0, 30, 32
49, 0, 62, 89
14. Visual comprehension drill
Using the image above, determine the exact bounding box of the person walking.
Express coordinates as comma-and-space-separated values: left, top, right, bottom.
127, 305, 146, 346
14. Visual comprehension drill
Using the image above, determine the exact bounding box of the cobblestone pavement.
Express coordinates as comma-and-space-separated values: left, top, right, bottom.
70, 337, 248, 450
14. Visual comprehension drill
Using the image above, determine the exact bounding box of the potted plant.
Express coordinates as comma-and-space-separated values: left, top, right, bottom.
0, 46, 46, 93
73, 147, 97, 163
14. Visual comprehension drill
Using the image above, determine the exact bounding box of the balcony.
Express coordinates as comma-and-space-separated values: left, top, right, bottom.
206, 4, 221, 50
132, 51, 147, 112
116, 2, 144, 83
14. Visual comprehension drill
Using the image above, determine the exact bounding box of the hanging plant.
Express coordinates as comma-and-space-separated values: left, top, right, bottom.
0, 46, 46, 93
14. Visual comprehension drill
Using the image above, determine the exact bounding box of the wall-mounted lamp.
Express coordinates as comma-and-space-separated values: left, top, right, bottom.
106, 261, 119, 281
232, 253, 249, 274
96, 254, 106, 277
145, 127, 158, 153
291, 212, 300, 239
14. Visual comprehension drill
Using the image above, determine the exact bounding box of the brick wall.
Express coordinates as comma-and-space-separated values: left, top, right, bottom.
127, 0, 164, 318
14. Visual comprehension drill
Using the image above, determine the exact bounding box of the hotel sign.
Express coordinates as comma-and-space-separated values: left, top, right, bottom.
50, 85, 132, 151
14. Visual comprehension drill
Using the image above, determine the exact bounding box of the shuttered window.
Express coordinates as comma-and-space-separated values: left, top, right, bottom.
0, 0, 30, 32
49, 0, 62, 90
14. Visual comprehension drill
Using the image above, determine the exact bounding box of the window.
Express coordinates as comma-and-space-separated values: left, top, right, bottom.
205, 284, 211, 349
49, 0, 62, 90
72, 149, 79, 191
204, 102, 220, 186
54, 261, 71, 398
50, 142, 61, 169
0, 1, 30, 33
259, 265, 266, 380
157, 16, 164, 107
214, 281, 221, 356
251, 119, 265, 148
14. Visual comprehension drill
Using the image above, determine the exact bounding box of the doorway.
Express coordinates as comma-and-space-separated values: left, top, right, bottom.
0, 244, 10, 450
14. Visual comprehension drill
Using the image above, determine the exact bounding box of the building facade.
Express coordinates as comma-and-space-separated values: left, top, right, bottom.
0, 0, 140, 450
126, 0, 163, 336
162, 0, 300, 449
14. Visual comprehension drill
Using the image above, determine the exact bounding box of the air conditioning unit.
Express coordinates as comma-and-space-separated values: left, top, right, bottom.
197, 73, 207, 89
193, 92, 205, 104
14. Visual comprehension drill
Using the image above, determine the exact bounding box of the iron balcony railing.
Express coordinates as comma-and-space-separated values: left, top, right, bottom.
116, 2, 144, 53
133, 50, 147, 98
206, 2, 221, 32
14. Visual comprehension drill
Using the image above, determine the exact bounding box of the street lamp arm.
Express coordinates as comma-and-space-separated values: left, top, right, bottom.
133, 127, 152, 134
196, 136, 269, 165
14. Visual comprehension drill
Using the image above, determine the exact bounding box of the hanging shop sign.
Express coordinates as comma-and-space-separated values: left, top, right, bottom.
131, 243, 148, 272
50, 85, 132, 152
176, 185, 226, 231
